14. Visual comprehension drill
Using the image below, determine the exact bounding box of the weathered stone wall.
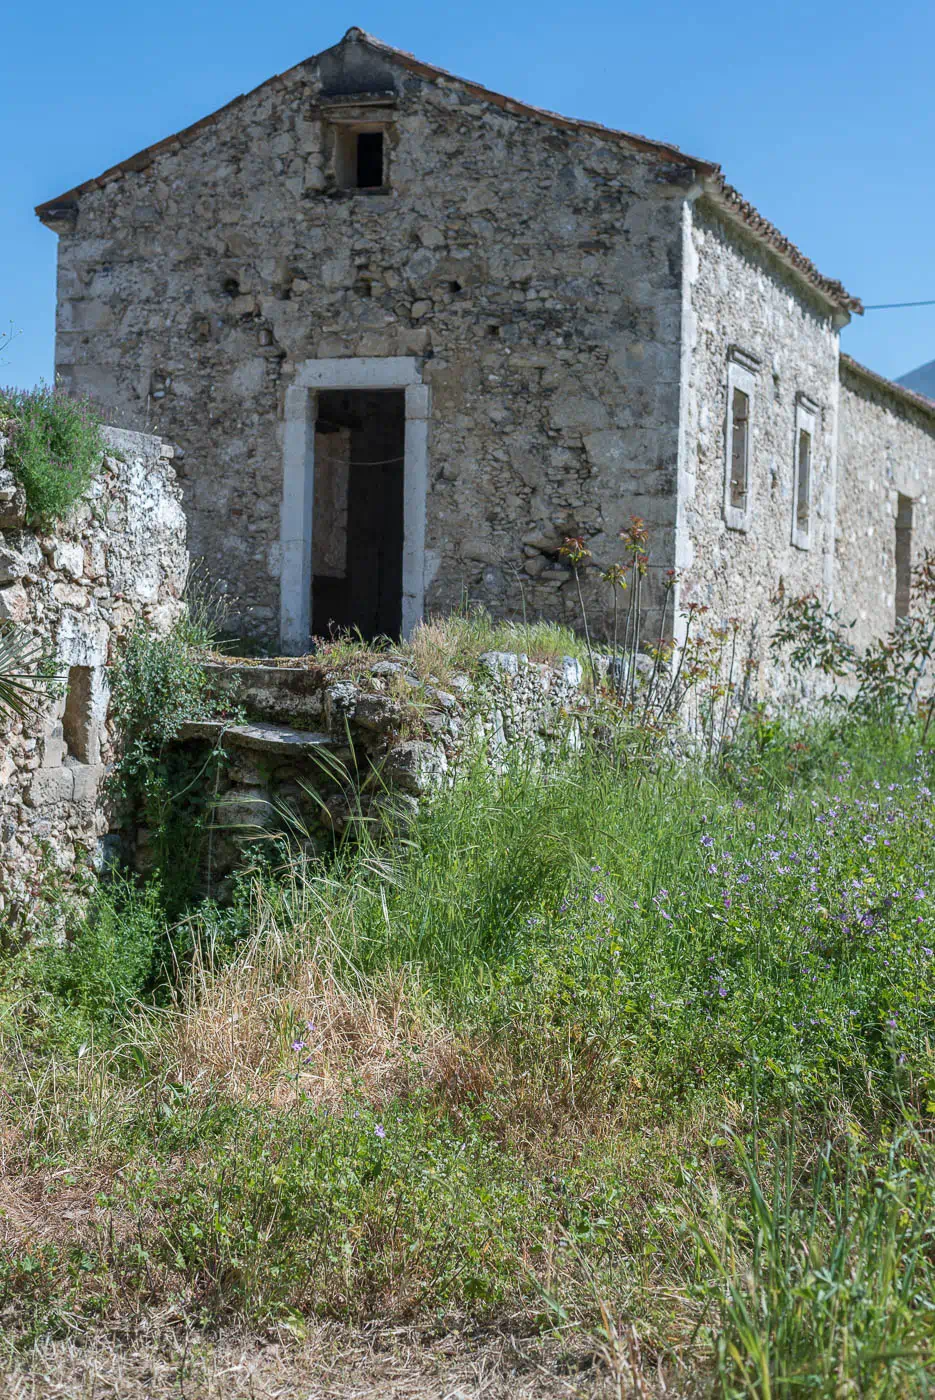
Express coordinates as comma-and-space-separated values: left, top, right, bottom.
679, 200, 841, 696
0, 427, 188, 922
836, 360, 935, 652
48, 32, 690, 648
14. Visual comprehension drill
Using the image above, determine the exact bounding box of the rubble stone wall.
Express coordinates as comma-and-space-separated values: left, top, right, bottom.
49, 32, 691, 648
168, 649, 602, 892
836, 361, 935, 652
679, 200, 841, 698
0, 427, 188, 920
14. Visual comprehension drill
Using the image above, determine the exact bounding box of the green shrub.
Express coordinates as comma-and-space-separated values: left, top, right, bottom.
109, 621, 218, 761
0, 385, 104, 523
29, 878, 165, 1034
108, 621, 233, 916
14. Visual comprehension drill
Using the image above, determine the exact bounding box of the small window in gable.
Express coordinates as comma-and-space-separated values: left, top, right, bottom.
792, 396, 817, 550
356, 131, 384, 188
334, 125, 388, 191
724, 350, 759, 532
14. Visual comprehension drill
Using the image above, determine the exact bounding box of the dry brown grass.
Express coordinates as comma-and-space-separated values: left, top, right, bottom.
0, 1320, 689, 1399
153, 904, 454, 1111
208, 612, 590, 688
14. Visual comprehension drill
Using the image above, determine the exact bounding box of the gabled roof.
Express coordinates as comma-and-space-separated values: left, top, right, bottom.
840, 353, 935, 423
35, 26, 862, 315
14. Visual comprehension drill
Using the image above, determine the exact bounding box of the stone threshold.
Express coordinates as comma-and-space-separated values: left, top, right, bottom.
177, 720, 335, 754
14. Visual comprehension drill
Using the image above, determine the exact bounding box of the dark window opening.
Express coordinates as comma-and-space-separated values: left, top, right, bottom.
62, 665, 97, 764
356, 131, 384, 189
729, 386, 750, 510
795, 427, 811, 534
312, 389, 405, 641
896, 493, 913, 619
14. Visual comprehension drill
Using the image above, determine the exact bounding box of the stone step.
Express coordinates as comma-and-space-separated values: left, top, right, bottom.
203, 662, 325, 727
177, 719, 335, 755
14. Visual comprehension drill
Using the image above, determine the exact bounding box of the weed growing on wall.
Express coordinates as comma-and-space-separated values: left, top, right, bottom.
0, 385, 104, 523
773, 548, 935, 726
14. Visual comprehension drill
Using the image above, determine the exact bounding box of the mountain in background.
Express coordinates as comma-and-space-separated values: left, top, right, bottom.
897, 358, 935, 401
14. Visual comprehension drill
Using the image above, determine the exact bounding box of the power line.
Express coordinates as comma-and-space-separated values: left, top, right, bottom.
863, 298, 935, 310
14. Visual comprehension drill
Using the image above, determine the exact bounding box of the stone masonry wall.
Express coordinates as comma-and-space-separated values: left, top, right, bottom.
0, 427, 188, 923
836, 361, 935, 652
680, 200, 841, 698
49, 32, 690, 648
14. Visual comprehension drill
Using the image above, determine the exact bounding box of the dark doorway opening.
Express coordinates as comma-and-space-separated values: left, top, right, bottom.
312, 389, 405, 641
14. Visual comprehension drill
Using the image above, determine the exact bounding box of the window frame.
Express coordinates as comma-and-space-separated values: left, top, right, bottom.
895, 492, 914, 619
791, 396, 818, 551
332, 121, 391, 193
723, 352, 758, 533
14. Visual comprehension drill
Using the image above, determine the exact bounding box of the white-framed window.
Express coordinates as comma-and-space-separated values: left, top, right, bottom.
723, 350, 759, 532
792, 395, 818, 550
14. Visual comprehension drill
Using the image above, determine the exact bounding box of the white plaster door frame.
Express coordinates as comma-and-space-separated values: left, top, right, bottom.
279, 357, 429, 654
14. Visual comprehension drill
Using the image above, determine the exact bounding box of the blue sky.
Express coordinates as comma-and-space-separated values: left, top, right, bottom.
1, 0, 933, 389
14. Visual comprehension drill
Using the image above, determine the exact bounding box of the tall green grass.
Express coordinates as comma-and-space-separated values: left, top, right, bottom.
689, 1123, 935, 1396
2, 720, 935, 1388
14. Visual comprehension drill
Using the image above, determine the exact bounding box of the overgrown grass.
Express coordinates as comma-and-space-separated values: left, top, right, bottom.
217, 607, 593, 680
2, 720, 935, 1392
0, 384, 104, 523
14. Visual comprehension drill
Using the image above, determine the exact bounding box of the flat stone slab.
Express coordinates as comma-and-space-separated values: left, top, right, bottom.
177, 720, 335, 754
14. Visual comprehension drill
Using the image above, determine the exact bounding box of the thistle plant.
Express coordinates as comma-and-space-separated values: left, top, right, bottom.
559, 535, 597, 688
618, 517, 650, 708
600, 562, 627, 691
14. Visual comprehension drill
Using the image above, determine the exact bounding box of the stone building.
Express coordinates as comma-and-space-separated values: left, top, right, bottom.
35, 27, 935, 672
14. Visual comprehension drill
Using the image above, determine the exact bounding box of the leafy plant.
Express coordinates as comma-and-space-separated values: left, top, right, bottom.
107, 621, 235, 916
0, 625, 51, 717
0, 385, 104, 523
34, 877, 166, 1031
772, 550, 935, 725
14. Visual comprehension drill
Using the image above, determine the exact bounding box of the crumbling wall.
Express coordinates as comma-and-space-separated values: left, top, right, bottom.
47, 32, 688, 646
0, 427, 188, 922
680, 201, 840, 697
836, 360, 935, 652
